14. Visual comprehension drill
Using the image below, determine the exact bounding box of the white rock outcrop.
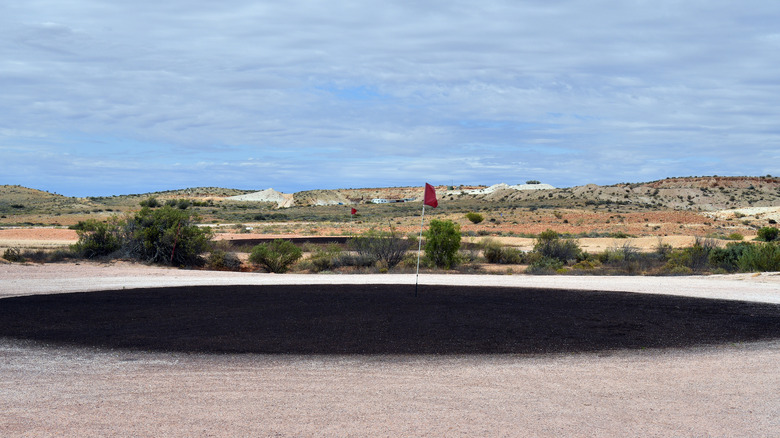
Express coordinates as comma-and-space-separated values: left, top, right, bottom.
227, 188, 295, 208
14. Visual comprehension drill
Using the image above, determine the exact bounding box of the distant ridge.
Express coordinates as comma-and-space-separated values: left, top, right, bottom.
2, 176, 778, 212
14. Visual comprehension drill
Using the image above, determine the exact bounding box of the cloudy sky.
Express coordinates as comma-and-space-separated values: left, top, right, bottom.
2, 1, 779, 196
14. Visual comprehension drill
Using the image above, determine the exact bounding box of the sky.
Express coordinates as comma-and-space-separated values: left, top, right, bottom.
2, 1, 779, 197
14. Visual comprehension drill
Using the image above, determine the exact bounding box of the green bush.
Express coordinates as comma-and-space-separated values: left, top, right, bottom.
164, 199, 190, 209
532, 229, 581, 263
481, 238, 503, 263
664, 237, 718, 272
525, 256, 564, 274
572, 259, 600, 271
124, 206, 212, 266
666, 265, 693, 275
726, 233, 744, 241
71, 219, 122, 259
424, 219, 461, 269
708, 242, 753, 272
249, 239, 302, 273
465, 212, 484, 224
207, 250, 243, 271
139, 197, 160, 208
736, 242, 780, 272
654, 239, 673, 259
757, 227, 779, 242
349, 229, 412, 269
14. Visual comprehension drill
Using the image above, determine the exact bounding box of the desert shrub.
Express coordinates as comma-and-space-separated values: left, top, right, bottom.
249, 239, 302, 273
666, 265, 693, 275
736, 242, 780, 272
726, 233, 744, 241
465, 212, 484, 224
337, 253, 376, 269
47, 248, 78, 263
481, 238, 504, 263
572, 259, 600, 271
481, 238, 524, 264
663, 238, 718, 272
654, 238, 673, 259
664, 249, 690, 271
708, 242, 753, 272
20, 250, 49, 263
532, 229, 581, 263
458, 247, 481, 264
3, 247, 24, 262
349, 229, 412, 269
424, 219, 461, 269
304, 244, 344, 272
597, 242, 646, 273
123, 206, 212, 267
207, 250, 243, 271
757, 227, 779, 242
525, 256, 564, 274
401, 253, 421, 269
600, 242, 639, 265
139, 197, 160, 208
69, 220, 99, 231
71, 219, 122, 259
164, 199, 190, 209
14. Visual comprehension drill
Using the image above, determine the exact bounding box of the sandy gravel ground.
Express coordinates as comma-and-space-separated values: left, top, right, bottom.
2, 263, 780, 437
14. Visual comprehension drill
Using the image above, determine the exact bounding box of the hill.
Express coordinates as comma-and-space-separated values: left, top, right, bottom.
1, 177, 778, 233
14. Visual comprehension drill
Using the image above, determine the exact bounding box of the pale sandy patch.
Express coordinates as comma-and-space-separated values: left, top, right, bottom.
1, 263, 780, 437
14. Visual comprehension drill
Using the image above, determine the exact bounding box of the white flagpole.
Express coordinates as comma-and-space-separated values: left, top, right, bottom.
415, 203, 426, 297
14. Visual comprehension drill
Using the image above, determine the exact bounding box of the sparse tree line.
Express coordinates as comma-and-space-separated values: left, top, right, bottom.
478, 227, 780, 275
3, 197, 779, 275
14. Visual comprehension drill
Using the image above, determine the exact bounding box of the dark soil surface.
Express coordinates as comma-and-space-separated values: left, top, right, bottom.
2, 285, 780, 354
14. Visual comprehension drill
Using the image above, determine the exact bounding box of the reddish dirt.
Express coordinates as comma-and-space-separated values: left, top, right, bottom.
0, 228, 78, 241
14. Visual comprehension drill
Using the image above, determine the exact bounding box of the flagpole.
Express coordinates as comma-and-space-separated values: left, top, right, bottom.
415, 204, 426, 297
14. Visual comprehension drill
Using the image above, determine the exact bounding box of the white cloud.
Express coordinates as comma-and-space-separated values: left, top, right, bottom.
1, 0, 779, 195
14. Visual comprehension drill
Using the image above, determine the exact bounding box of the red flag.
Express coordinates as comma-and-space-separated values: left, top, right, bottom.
424, 183, 438, 208
351, 208, 357, 215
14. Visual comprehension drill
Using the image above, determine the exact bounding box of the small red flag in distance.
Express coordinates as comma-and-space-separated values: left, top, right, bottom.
351, 208, 357, 215
424, 183, 438, 208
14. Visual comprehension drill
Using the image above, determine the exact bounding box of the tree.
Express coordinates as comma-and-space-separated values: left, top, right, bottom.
757, 227, 779, 242
424, 219, 461, 269
124, 206, 212, 266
